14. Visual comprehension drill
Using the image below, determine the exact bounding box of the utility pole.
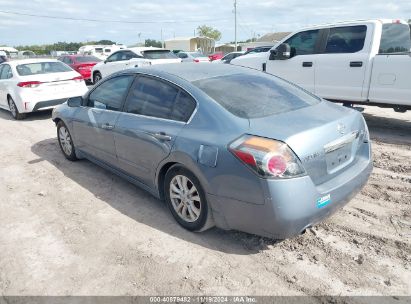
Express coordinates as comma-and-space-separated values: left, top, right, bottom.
234, 0, 237, 51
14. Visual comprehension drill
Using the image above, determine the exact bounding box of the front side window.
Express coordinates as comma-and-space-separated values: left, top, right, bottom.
379, 23, 411, 54
123, 51, 142, 60
88, 75, 134, 111
325, 25, 367, 53
177, 53, 188, 59
106, 52, 122, 62
284, 30, 320, 56
124, 76, 196, 122
16, 62, 71, 76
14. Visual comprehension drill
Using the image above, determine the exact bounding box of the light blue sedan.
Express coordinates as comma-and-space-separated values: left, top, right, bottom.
52, 64, 372, 239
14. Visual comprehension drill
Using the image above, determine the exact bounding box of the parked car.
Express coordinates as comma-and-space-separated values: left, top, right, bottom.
232, 19, 411, 112
58, 55, 101, 82
52, 63, 372, 239
177, 52, 210, 63
0, 59, 88, 120
91, 47, 180, 83
213, 51, 244, 64
243, 45, 274, 55
208, 52, 224, 61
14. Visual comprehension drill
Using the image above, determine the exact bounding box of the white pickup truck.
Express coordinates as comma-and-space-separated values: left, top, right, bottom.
232, 19, 411, 112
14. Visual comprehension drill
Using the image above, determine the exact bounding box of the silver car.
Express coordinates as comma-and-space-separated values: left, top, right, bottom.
52, 64, 372, 239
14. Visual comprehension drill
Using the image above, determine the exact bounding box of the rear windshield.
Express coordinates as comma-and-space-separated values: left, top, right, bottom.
16, 62, 72, 76
76, 56, 101, 62
142, 50, 178, 59
193, 73, 321, 118
379, 23, 411, 54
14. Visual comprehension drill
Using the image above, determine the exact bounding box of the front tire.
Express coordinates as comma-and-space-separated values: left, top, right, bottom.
57, 121, 77, 161
164, 165, 214, 232
8, 97, 25, 120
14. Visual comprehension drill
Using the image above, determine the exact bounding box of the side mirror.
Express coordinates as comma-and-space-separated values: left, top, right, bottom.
67, 96, 83, 107
269, 43, 291, 60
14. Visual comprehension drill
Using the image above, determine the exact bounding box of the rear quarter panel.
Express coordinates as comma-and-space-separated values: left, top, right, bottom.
368, 54, 411, 106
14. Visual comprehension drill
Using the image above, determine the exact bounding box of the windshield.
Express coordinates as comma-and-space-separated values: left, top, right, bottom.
143, 50, 178, 59
76, 56, 101, 62
193, 73, 321, 119
16, 62, 72, 76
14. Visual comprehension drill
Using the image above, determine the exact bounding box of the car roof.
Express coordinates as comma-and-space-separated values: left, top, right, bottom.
131, 63, 257, 82
6, 58, 60, 66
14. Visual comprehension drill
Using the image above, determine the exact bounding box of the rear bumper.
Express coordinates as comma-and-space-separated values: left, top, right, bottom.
208, 155, 373, 239
32, 98, 68, 111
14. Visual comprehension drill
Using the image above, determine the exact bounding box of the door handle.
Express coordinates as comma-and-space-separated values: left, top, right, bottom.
151, 132, 172, 141
101, 123, 114, 130
350, 61, 363, 67
302, 62, 313, 67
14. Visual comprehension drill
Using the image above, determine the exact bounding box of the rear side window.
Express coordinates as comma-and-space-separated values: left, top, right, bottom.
124, 76, 196, 122
324, 26, 367, 53
0, 65, 12, 79
379, 23, 411, 54
193, 73, 321, 119
284, 30, 320, 56
88, 75, 134, 111
142, 51, 178, 59
16, 62, 72, 76
76, 56, 101, 62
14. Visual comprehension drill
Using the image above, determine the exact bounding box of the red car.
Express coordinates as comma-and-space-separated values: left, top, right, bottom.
208, 52, 224, 61
58, 55, 101, 82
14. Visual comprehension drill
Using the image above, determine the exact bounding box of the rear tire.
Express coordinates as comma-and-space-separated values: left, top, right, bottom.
164, 165, 214, 232
93, 72, 102, 84
57, 121, 77, 161
8, 97, 25, 120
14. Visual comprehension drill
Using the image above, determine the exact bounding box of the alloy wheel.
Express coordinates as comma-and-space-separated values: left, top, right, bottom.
8, 100, 17, 118
169, 175, 201, 223
59, 126, 73, 156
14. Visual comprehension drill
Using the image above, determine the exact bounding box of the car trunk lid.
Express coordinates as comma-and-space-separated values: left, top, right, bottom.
248, 101, 368, 185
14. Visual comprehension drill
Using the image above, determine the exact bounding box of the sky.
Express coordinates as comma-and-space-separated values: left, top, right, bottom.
0, 0, 410, 46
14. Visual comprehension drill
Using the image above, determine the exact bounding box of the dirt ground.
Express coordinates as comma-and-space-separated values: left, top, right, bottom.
0, 105, 410, 296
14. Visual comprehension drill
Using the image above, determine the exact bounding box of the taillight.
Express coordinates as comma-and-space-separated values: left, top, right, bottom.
17, 81, 41, 88
72, 76, 83, 83
78, 66, 90, 70
229, 135, 306, 179
193, 59, 200, 63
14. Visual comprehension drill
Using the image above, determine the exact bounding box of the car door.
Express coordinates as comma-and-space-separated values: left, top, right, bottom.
266, 29, 321, 93
114, 75, 197, 189
0, 65, 5, 107
315, 25, 369, 101
99, 51, 125, 78
72, 74, 135, 166
0, 64, 13, 108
